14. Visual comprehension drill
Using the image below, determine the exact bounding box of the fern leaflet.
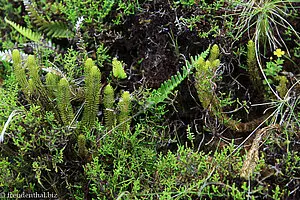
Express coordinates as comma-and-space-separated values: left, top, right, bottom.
5, 18, 42, 42
145, 47, 210, 108
24, 0, 73, 38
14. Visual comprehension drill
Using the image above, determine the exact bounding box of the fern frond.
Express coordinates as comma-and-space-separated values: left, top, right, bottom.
5, 17, 42, 42
145, 47, 210, 108
103, 83, 115, 130
199, 46, 211, 59
41, 21, 74, 38
24, 0, 73, 38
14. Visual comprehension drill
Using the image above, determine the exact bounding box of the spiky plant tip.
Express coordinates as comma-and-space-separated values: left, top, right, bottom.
118, 91, 131, 116
90, 66, 101, 79
121, 91, 130, 103
81, 65, 101, 130
26, 55, 43, 87
247, 40, 256, 67
194, 57, 205, 71
78, 134, 86, 144
45, 72, 58, 87
103, 83, 115, 129
26, 55, 38, 70
117, 91, 131, 133
84, 58, 95, 73
208, 44, 220, 62
12, 49, 28, 91
12, 49, 21, 64
57, 77, 74, 126
104, 83, 113, 95
276, 75, 288, 99
112, 57, 127, 79
211, 59, 220, 68
78, 134, 88, 158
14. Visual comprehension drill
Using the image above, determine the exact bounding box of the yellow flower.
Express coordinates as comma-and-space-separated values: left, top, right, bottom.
274, 49, 285, 57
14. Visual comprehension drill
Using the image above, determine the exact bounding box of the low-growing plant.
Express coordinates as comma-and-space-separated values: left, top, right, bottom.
233, 0, 300, 55
194, 44, 266, 132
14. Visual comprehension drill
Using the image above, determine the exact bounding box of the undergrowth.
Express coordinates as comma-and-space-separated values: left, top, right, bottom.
0, 0, 299, 199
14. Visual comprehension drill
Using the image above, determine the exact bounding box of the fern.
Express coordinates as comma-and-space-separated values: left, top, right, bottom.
41, 21, 74, 38
23, 0, 73, 38
5, 17, 42, 42
103, 83, 116, 130
145, 47, 210, 108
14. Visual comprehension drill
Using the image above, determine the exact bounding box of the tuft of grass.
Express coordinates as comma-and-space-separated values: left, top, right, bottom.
234, 0, 300, 55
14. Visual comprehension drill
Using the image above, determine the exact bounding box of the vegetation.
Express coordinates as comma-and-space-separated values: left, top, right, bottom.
0, 0, 299, 199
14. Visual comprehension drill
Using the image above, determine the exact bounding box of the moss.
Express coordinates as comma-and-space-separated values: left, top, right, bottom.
27, 55, 43, 90
247, 40, 264, 92
103, 83, 115, 130
84, 58, 95, 76
77, 134, 88, 158
276, 75, 288, 98
56, 78, 74, 126
117, 91, 131, 133
194, 44, 265, 132
80, 65, 101, 131
112, 57, 127, 79
12, 49, 28, 92
208, 44, 220, 62
45, 72, 59, 99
